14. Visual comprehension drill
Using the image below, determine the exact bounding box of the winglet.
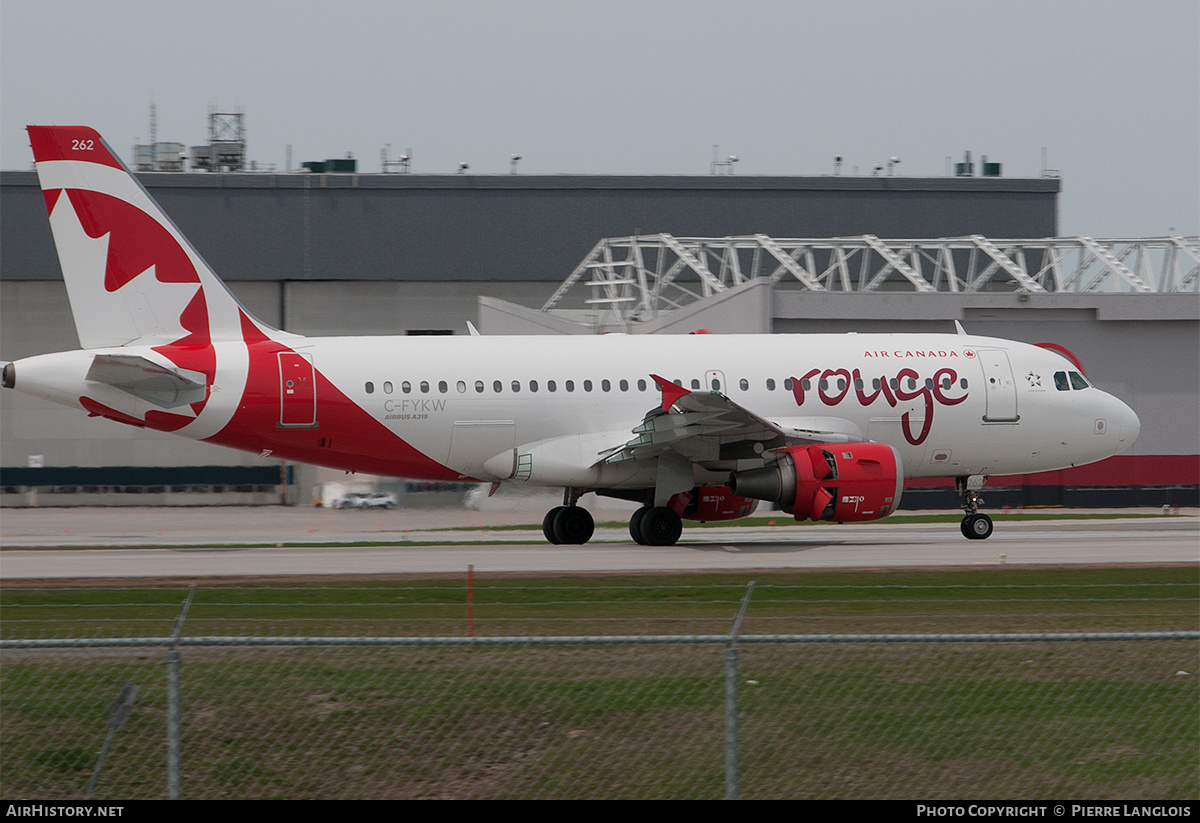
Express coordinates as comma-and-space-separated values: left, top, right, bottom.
651, 374, 690, 412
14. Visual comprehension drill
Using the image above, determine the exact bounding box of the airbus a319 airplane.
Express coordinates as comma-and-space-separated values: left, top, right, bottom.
3, 126, 1141, 545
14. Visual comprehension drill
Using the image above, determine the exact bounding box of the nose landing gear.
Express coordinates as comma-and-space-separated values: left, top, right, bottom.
957, 476, 993, 540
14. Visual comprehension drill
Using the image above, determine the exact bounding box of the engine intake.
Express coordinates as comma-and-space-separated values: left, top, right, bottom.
729, 442, 903, 522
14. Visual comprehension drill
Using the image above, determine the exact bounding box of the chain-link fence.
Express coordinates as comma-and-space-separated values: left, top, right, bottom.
2, 579, 1197, 799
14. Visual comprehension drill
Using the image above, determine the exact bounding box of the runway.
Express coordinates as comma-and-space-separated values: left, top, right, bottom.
0, 506, 1195, 579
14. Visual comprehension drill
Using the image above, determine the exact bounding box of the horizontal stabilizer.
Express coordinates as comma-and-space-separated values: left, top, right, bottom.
85, 354, 206, 408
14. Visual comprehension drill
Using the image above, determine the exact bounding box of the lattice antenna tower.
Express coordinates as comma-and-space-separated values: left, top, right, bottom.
204, 105, 246, 172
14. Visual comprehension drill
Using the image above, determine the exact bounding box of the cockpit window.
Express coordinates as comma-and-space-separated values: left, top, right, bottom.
1068, 371, 1090, 390
1054, 371, 1070, 391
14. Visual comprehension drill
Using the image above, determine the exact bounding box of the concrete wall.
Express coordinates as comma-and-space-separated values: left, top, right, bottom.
1, 171, 1060, 286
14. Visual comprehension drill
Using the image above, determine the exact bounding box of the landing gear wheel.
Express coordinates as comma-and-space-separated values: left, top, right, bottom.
638, 506, 683, 546
629, 507, 649, 545
543, 506, 566, 544
552, 506, 595, 545
961, 513, 993, 540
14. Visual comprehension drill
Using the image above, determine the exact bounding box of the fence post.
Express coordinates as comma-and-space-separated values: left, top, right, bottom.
167, 648, 181, 799
167, 584, 196, 800
725, 582, 755, 800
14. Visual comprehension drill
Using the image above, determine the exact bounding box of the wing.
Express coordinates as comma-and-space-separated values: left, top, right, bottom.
599, 374, 862, 470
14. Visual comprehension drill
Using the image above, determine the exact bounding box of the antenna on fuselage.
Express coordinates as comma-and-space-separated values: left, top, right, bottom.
954, 320, 968, 336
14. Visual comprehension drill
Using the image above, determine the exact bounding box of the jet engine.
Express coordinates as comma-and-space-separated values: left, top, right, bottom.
729, 442, 903, 523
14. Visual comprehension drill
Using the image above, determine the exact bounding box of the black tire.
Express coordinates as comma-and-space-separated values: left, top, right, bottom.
963, 513, 993, 540
543, 506, 566, 544
553, 506, 595, 545
630, 507, 650, 545
638, 506, 683, 546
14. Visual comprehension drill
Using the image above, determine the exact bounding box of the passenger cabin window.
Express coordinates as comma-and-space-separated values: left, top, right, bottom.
402, 381, 411, 394
637, 379, 647, 391
689, 379, 700, 390
766, 378, 776, 391
619, 379, 629, 392
566, 380, 575, 392
456, 381, 466, 393
739, 378, 749, 391
493, 380, 502, 393
530, 380, 538, 392
548, 380, 557, 392
365, 382, 374, 394
438, 381, 448, 394
602, 379, 611, 392
420, 381, 430, 393
475, 381, 485, 393
583, 380, 593, 392
511, 380, 520, 393
384, 381, 393, 394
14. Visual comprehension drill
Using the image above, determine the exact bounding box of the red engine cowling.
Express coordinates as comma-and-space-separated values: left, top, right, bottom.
666, 485, 760, 522
728, 442, 903, 523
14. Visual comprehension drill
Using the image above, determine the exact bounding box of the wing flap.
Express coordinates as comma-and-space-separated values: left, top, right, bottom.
602, 375, 862, 468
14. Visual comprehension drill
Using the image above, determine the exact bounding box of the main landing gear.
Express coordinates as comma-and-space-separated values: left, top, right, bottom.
957, 476, 993, 540
629, 506, 683, 546
541, 491, 686, 547
542, 505, 595, 545
542, 488, 595, 545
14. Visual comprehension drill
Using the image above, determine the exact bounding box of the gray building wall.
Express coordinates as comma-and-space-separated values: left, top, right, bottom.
1, 171, 1060, 286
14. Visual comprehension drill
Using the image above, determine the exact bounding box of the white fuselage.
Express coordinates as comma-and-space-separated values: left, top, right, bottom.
9, 330, 1140, 489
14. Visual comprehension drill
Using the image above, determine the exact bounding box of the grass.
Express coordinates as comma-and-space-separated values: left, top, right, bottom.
1, 567, 1196, 799
2, 566, 1196, 638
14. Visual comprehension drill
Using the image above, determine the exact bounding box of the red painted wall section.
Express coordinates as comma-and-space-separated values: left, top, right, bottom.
905, 454, 1200, 488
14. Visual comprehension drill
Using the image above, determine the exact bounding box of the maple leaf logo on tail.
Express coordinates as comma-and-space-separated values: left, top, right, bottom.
27, 125, 277, 434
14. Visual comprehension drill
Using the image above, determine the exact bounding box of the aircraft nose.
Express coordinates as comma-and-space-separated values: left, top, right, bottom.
1116, 399, 1140, 450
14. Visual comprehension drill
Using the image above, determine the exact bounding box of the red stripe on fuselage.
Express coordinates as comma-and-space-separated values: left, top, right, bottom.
205, 313, 462, 480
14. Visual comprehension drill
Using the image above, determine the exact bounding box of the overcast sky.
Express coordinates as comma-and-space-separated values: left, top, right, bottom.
2, 0, 1196, 237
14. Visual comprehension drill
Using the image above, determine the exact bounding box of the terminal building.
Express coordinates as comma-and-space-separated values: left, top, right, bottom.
1, 167, 1196, 508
